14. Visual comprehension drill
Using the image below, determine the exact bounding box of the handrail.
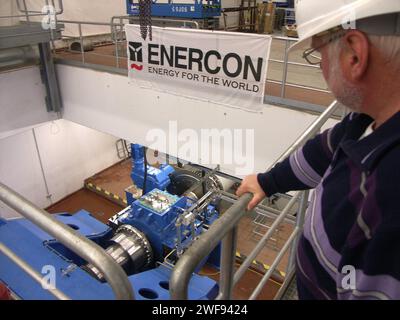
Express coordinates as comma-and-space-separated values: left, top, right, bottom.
16, 0, 64, 15
249, 227, 299, 299
170, 192, 252, 300
52, 18, 332, 111
58, 20, 112, 26
0, 182, 134, 300
170, 101, 340, 300
266, 35, 333, 101
110, 15, 201, 33
0, 0, 63, 21
233, 192, 301, 286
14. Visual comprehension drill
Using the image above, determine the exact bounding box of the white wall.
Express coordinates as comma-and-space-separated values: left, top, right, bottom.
33, 120, 121, 204
0, 64, 122, 219
0, 128, 49, 218
20, 0, 127, 36
58, 64, 338, 179
0, 0, 18, 26
0, 66, 58, 138
0, 119, 121, 219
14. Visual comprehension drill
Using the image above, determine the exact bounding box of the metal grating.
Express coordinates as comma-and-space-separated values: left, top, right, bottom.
280, 274, 299, 300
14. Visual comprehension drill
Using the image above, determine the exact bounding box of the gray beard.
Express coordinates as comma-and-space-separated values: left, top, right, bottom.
327, 47, 364, 113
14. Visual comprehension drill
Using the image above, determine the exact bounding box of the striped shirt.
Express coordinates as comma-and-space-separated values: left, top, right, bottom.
257, 111, 400, 300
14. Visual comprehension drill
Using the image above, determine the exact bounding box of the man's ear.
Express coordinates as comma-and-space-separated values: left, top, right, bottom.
341, 30, 369, 82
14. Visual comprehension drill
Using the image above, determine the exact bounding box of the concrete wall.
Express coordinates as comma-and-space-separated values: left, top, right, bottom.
0, 119, 121, 219
58, 64, 338, 179
17, 0, 127, 36
0, 66, 58, 139
0, 66, 121, 219
0, 0, 18, 26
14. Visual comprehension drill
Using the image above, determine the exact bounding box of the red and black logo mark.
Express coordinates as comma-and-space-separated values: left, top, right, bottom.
128, 42, 143, 71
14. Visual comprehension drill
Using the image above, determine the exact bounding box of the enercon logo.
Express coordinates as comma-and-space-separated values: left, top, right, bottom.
128, 42, 263, 82
129, 42, 144, 71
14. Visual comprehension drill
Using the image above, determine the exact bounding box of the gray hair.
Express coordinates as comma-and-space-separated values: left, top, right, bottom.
369, 35, 400, 69
329, 31, 400, 70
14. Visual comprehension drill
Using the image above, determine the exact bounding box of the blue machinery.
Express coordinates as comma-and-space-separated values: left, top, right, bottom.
127, 0, 221, 19
0, 144, 227, 300
0, 100, 339, 299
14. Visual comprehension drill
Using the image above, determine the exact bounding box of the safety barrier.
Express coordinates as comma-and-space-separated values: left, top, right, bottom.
170, 100, 340, 299
0, 182, 135, 300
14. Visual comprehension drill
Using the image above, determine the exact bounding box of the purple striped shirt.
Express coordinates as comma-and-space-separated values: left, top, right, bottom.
258, 111, 400, 300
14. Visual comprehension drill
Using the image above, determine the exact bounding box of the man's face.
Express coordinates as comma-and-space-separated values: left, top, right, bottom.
311, 35, 364, 112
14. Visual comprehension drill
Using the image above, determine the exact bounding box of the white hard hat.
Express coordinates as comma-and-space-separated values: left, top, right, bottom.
291, 0, 400, 50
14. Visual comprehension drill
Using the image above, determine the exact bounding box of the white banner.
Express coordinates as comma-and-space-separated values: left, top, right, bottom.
125, 25, 272, 111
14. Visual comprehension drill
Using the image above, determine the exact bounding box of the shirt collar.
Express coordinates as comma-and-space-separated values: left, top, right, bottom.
339, 111, 400, 172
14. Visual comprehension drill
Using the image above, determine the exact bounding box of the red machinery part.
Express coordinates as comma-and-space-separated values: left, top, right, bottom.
0, 283, 11, 300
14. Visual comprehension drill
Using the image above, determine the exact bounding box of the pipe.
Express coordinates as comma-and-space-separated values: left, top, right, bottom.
170, 192, 252, 300
69, 41, 94, 52
0, 182, 134, 300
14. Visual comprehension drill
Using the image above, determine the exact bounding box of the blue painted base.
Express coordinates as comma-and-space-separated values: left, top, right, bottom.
0, 211, 218, 300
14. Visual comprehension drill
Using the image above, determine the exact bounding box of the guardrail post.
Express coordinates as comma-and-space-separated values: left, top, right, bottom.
280, 39, 290, 98
78, 23, 84, 64
0, 182, 134, 300
170, 193, 252, 300
286, 190, 309, 275
216, 226, 238, 300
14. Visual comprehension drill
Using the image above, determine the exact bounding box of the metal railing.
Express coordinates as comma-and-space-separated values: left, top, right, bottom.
110, 15, 200, 68
0, 0, 64, 53
170, 192, 253, 300
51, 18, 333, 115
0, 181, 134, 300
267, 35, 331, 100
0, 0, 63, 21
57, 20, 117, 65
55, 17, 200, 68
170, 100, 340, 300
16, 0, 64, 16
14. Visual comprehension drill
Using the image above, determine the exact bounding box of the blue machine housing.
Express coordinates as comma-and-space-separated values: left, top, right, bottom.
0, 143, 222, 299
0, 211, 218, 300
116, 188, 221, 268
127, 0, 221, 19
130, 144, 174, 196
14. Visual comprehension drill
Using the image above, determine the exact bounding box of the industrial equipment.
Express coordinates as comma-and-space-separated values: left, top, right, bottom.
127, 0, 221, 20
0, 144, 233, 300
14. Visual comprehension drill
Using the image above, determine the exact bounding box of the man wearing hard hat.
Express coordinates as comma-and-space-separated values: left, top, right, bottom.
237, 0, 400, 299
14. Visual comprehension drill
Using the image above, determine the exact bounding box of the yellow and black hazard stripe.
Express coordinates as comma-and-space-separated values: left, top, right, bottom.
85, 182, 128, 207
235, 251, 286, 278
